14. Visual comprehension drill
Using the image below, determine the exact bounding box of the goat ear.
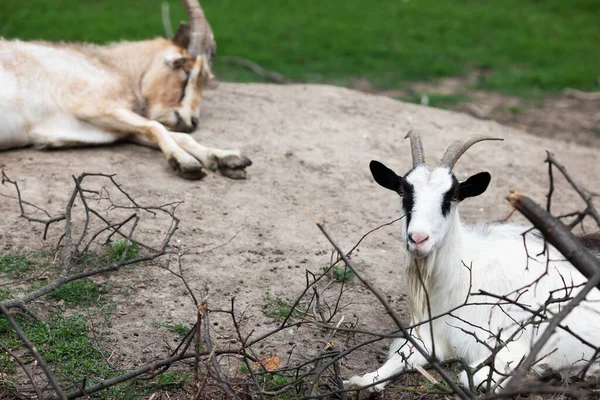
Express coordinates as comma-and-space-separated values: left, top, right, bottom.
457, 172, 491, 200
172, 22, 191, 49
370, 160, 402, 193
165, 56, 189, 69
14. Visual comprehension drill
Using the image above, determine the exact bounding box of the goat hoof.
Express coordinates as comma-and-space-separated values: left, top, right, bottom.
217, 154, 252, 179
168, 156, 206, 180
219, 154, 252, 170
344, 375, 386, 393
219, 167, 247, 180
178, 168, 207, 180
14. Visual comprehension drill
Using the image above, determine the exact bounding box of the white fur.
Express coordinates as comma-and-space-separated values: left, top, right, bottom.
347, 165, 600, 392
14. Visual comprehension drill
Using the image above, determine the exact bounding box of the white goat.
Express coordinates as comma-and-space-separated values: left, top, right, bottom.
346, 132, 600, 392
0, 0, 251, 179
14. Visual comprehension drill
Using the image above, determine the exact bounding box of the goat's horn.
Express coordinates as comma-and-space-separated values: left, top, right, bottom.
439, 135, 504, 170
182, 0, 209, 57
404, 130, 426, 167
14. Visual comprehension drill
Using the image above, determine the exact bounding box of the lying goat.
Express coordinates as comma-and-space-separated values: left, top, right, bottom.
346, 133, 600, 392
0, 0, 251, 179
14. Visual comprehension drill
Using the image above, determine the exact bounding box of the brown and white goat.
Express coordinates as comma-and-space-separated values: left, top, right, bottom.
0, 0, 251, 179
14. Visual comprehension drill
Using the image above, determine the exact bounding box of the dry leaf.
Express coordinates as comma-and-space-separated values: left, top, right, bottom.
253, 355, 281, 371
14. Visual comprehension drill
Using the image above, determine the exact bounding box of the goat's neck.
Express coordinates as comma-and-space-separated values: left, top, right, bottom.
406, 211, 469, 324
104, 40, 165, 76
91, 39, 170, 113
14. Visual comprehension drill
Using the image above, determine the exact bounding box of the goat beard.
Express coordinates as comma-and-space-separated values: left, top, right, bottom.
406, 257, 434, 337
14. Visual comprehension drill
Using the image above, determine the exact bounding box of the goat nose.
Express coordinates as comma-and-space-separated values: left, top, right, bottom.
191, 116, 199, 128
409, 233, 429, 245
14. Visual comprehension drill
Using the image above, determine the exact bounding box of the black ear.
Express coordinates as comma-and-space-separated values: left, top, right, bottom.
172, 22, 190, 49
370, 160, 402, 193
457, 172, 491, 200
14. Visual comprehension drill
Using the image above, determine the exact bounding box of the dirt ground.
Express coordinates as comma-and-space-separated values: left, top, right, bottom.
353, 76, 600, 149
1, 83, 599, 397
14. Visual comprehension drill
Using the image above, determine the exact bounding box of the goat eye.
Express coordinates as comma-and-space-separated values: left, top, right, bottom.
451, 193, 459, 201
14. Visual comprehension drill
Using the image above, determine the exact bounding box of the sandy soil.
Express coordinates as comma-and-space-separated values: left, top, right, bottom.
1, 83, 599, 395
353, 76, 600, 149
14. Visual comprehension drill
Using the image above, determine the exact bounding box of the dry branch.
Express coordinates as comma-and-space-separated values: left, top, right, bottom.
507, 190, 600, 286
220, 56, 291, 84
1, 169, 66, 239
545, 151, 600, 227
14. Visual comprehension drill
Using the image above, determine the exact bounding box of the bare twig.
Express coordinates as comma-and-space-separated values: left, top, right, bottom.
545, 151, 600, 227
1, 170, 66, 240
202, 301, 239, 399
220, 56, 291, 84
507, 190, 600, 286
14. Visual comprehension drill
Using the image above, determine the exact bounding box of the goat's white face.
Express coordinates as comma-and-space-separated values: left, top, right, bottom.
370, 161, 491, 258
402, 166, 457, 257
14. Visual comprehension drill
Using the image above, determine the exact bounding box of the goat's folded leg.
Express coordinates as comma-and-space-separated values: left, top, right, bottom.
460, 346, 526, 392
344, 336, 434, 392
170, 132, 252, 179
80, 108, 206, 179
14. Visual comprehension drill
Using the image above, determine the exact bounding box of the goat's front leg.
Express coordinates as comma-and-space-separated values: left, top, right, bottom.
345, 327, 439, 392
460, 344, 527, 392
80, 108, 205, 179
169, 132, 252, 180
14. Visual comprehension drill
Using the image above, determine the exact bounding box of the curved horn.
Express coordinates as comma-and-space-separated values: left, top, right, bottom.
181, 0, 211, 57
404, 130, 425, 167
439, 135, 504, 170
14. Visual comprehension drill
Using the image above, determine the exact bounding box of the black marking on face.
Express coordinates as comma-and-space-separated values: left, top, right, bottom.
401, 179, 415, 229
441, 175, 459, 216
178, 71, 191, 102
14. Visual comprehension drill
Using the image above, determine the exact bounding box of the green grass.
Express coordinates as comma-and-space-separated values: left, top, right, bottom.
0, 251, 40, 277
156, 321, 191, 340
47, 278, 103, 307
322, 264, 355, 283
0, 314, 106, 384
263, 292, 304, 322
0, 0, 598, 96
0, 312, 191, 398
265, 374, 295, 399
108, 240, 141, 262
0, 288, 11, 301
